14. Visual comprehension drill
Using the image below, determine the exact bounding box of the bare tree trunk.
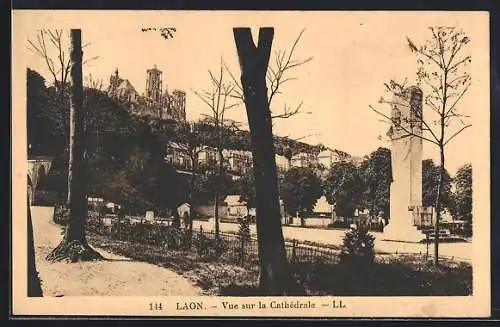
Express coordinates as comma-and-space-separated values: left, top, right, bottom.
213, 191, 220, 235
214, 150, 224, 242
66, 29, 87, 242
434, 148, 445, 266
233, 27, 302, 295
188, 159, 196, 236
46, 29, 102, 262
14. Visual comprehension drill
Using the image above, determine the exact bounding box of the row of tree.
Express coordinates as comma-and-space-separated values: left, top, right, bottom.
236, 146, 472, 226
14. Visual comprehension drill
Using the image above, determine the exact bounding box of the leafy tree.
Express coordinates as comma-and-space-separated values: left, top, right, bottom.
359, 147, 392, 221
451, 163, 472, 222
324, 161, 364, 218
84, 87, 136, 163
236, 167, 256, 214
193, 62, 240, 242
280, 167, 323, 226
422, 159, 452, 213
27, 68, 61, 156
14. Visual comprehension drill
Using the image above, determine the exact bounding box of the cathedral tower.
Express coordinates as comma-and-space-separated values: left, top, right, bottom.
146, 65, 163, 103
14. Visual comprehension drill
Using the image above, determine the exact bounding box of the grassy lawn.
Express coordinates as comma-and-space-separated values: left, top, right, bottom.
87, 232, 472, 296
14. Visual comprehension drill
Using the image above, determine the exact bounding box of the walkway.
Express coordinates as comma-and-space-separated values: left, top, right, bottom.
31, 206, 203, 296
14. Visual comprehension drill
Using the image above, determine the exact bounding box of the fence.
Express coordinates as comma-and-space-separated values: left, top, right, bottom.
87, 219, 339, 266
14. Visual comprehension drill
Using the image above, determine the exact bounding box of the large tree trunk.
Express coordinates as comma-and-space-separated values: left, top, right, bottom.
433, 148, 445, 266
46, 29, 102, 262
27, 196, 43, 297
233, 27, 302, 295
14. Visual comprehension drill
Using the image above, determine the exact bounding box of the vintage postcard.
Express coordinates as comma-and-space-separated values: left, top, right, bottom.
11, 10, 491, 317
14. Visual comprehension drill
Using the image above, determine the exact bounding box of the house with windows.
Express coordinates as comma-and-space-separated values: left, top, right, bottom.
198, 146, 218, 170
290, 152, 318, 168
165, 142, 193, 171
223, 149, 253, 175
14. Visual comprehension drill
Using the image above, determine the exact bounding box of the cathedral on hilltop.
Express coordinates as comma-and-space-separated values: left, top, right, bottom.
107, 65, 186, 122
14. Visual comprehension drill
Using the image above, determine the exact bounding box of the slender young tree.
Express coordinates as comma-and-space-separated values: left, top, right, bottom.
370, 26, 472, 265
168, 121, 206, 235
46, 29, 102, 262
193, 61, 239, 242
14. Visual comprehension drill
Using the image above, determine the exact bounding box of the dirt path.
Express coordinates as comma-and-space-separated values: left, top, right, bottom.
31, 206, 203, 296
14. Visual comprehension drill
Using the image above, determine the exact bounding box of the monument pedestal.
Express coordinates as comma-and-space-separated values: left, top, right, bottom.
383, 213, 426, 243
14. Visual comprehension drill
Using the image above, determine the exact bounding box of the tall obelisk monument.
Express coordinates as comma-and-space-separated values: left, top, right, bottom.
384, 86, 426, 242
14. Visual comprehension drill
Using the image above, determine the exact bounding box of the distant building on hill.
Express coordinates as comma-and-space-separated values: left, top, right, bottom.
106, 66, 186, 122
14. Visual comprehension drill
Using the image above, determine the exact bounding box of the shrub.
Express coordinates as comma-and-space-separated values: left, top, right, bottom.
53, 204, 69, 225
237, 217, 251, 240
110, 220, 134, 240
165, 224, 185, 250
235, 217, 251, 263
195, 226, 209, 256
194, 227, 227, 257
339, 226, 375, 266
86, 217, 106, 234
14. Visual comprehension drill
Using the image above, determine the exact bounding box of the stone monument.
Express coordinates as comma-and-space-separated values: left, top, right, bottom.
384, 86, 427, 242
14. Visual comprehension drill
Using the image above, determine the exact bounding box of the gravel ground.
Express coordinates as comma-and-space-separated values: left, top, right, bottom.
31, 206, 203, 297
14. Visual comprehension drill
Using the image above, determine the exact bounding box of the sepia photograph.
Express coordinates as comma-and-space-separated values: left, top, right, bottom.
11, 10, 490, 317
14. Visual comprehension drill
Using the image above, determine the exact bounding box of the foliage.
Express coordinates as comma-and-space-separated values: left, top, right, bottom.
53, 204, 70, 225
450, 163, 472, 222
195, 226, 210, 255
280, 167, 323, 217
359, 147, 392, 220
193, 170, 237, 204
238, 217, 251, 241
235, 167, 256, 209
28, 67, 191, 214
28, 65, 325, 212
236, 217, 252, 263
27, 68, 67, 156
422, 159, 452, 212
339, 226, 375, 266
324, 161, 364, 218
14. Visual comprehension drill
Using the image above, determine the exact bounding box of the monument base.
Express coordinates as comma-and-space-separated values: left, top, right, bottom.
383, 219, 426, 243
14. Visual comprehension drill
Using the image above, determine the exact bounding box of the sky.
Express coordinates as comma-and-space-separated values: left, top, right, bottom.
14, 11, 490, 175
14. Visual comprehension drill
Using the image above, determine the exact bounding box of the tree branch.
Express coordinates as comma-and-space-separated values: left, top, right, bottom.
271, 102, 303, 119
369, 104, 440, 146
443, 124, 472, 146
